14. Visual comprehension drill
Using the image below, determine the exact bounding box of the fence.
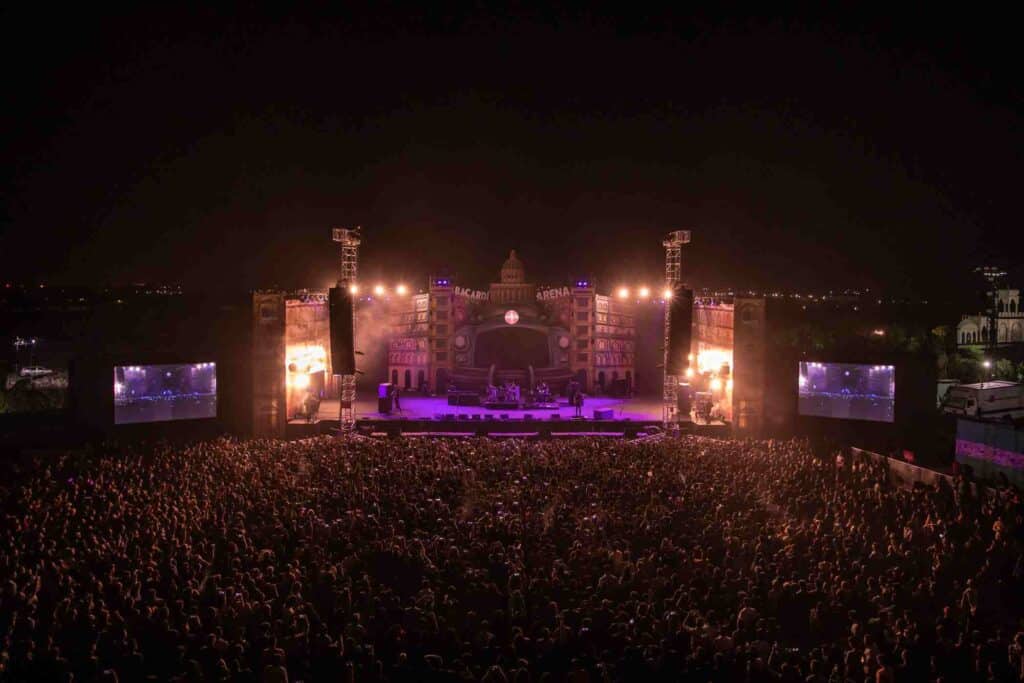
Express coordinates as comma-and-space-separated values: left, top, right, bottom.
850, 446, 955, 489
954, 418, 1024, 489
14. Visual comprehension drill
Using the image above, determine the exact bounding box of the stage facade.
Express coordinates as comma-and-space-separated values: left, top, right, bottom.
388, 251, 638, 396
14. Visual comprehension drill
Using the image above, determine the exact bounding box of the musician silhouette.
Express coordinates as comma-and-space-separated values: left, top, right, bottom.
573, 390, 584, 418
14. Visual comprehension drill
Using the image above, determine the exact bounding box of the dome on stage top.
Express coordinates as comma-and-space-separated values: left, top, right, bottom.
501, 250, 525, 284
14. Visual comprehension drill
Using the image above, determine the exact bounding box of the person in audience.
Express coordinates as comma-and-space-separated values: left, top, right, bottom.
1, 435, 1021, 681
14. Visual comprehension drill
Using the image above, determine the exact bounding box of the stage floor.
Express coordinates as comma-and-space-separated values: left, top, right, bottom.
308, 395, 667, 423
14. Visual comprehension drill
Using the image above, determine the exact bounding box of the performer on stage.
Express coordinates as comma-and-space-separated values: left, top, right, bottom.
303, 390, 318, 423
573, 390, 584, 418
567, 379, 579, 407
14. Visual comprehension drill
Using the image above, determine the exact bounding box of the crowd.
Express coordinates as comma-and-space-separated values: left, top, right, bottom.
2, 434, 1023, 682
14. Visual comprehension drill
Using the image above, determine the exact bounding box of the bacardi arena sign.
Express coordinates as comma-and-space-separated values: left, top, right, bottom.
454, 287, 489, 301
536, 286, 572, 301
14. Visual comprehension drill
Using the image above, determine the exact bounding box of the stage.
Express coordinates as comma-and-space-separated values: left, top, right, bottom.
287, 394, 729, 438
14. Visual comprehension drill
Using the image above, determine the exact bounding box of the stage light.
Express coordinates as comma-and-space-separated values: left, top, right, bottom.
286, 345, 327, 375
396, 284, 408, 296
685, 367, 695, 378
710, 377, 722, 391
617, 287, 630, 299
348, 284, 359, 295
726, 378, 733, 391
663, 288, 673, 299
687, 353, 694, 362
293, 373, 310, 390
374, 284, 386, 296
697, 349, 731, 374
639, 287, 650, 299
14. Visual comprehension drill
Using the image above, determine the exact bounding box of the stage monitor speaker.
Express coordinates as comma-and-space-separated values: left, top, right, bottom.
329, 287, 356, 375
665, 288, 693, 376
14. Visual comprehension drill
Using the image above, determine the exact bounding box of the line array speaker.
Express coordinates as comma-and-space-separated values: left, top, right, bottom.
665, 288, 693, 376
329, 287, 356, 375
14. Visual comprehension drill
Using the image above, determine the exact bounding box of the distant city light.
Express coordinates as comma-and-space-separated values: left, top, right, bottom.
374, 284, 386, 296
395, 284, 408, 296
617, 287, 630, 299
983, 360, 992, 369
638, 286, 650, 299
663, 288, 673, 299
872, 328, 885, 336
348, 284, 359, 295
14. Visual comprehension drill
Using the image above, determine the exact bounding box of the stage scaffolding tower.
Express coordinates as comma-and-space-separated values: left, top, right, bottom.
332, 227, 361, 432
662, 230, 691, 430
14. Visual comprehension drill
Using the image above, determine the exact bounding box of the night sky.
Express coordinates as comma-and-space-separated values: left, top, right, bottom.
2, 6, 1021, 296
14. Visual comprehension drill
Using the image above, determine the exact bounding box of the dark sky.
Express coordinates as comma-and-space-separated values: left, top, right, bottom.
2, 5, 1021, 296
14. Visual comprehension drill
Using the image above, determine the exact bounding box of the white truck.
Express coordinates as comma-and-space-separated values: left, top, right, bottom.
942, 381, 1024, 421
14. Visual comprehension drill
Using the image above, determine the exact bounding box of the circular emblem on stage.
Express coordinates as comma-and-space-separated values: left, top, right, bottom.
558, 335, 570, 349
454, 334, 467, 349
504, 309, 520, 325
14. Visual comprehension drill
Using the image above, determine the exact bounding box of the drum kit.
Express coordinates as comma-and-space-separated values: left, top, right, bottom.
487, 381, 522, 403
484, 380, 553, 406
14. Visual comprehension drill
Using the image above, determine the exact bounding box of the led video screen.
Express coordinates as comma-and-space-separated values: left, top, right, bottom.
114, 363, 217, 424
798, 362, 895, 423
